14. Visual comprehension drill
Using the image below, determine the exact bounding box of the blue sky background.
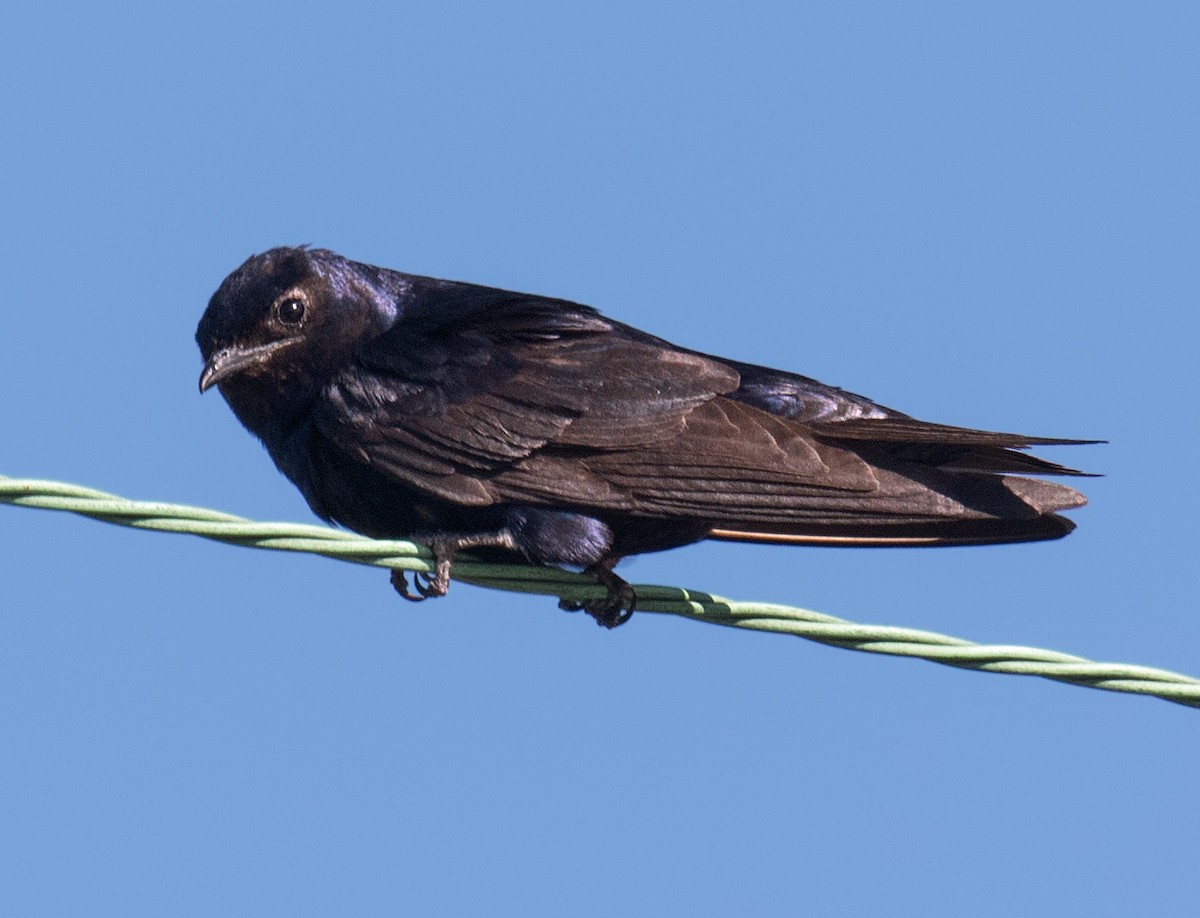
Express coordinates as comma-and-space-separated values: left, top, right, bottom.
2, 3, 1197, 915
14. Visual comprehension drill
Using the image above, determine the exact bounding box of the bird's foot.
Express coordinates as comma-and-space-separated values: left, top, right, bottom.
390, 563, 450, 602
558, 561, 636, 629
389, 530, 517, 603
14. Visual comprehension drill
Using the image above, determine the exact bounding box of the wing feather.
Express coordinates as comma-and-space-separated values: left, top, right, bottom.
312, 287, 1089, 532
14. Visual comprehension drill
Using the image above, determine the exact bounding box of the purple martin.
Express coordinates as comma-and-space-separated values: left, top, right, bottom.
197, 247, 1092, 627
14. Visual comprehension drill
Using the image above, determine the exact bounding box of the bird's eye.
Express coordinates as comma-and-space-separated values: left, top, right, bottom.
275, 297, 306, 325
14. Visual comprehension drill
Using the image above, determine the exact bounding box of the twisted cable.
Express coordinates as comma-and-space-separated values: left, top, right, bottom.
3, 474, 1196, 709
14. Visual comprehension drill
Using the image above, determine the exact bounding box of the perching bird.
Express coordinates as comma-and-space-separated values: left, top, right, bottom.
197, 247, 1092, 627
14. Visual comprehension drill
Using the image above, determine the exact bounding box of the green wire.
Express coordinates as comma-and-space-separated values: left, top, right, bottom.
3, 474, 1197, 709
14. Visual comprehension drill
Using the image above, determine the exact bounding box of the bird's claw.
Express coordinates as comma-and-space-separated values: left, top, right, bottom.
558, 567, 636, 628
390, 564, 450, 602
390, 569, 426, 602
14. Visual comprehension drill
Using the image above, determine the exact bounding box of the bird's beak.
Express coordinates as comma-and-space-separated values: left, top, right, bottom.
199, 339, 293, 393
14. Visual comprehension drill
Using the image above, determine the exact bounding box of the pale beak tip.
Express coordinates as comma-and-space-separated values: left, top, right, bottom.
198, 363, 218, 394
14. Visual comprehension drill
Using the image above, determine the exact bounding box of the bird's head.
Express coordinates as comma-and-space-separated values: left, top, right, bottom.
196, 246, 399, 439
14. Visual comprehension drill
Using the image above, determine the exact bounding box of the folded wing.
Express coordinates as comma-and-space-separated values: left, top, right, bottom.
314, 287, 1089, 545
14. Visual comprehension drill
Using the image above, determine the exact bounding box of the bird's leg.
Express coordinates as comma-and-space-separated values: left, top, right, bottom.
390, 529, 518, 602
558, 556, 637, 628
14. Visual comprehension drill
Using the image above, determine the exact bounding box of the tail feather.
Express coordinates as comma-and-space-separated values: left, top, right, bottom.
706, 474, 1085, 547
709, 514, 1077, 548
